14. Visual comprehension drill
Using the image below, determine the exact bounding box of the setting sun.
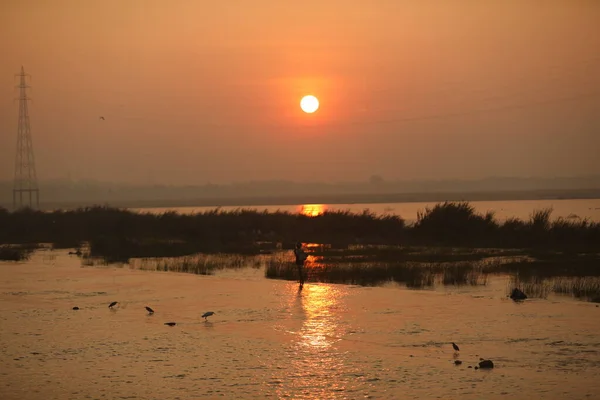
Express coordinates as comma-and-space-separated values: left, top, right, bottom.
299, 204, 326, 217
300, 95, 319, 114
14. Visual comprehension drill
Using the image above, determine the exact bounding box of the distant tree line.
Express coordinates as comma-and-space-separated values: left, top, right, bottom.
1, 202, 599, 261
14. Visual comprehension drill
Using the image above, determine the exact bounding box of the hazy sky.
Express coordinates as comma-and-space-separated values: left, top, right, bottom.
1, 0, 599, 185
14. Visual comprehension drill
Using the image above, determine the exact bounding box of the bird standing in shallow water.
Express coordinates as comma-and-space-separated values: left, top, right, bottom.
145, 306, 154, 315
108, 301, 118, 309
202, 311, 215, 321
452, 342, 460, 352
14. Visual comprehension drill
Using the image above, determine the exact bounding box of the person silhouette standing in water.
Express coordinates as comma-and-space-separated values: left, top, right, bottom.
293, 242, 308, 289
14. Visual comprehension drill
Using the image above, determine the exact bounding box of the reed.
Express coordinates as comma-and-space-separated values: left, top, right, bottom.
133, 253, 265, 275
1, 203, 599, 261
551, 277, 600, 302
265, 257, 491, 288
0, 244, 38, 261
508, 275, 600, 303
508, 275, 553, 299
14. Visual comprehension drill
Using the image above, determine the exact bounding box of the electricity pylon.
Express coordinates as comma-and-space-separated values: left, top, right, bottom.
13, 66, 39, 209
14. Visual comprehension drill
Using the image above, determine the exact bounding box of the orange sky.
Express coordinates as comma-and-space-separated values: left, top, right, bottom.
1, 0, 599, 184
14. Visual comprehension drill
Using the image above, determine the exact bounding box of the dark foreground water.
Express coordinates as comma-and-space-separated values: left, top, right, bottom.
1, 250, 600, 400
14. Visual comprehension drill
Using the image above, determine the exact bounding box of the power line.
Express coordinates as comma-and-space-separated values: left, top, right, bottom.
101, 89, 600, 130
257, 90, 600, 130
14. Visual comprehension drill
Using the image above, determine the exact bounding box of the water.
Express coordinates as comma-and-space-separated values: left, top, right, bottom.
2, 250, 600, 399
132, 198, 600, 223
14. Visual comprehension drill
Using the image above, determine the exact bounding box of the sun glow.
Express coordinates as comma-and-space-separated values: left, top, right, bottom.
300, 95, 319, 113
299, 204, 326, 217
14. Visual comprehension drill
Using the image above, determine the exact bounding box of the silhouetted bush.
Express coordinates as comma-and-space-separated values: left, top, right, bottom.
0, 244, 38, 261
1, 203, 599, 261
412, 202, 499, 246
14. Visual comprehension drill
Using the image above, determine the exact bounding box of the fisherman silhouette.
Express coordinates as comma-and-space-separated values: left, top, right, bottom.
293, 242, 308, 289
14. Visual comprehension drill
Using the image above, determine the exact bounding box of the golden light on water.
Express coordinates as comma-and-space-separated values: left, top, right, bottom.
299, 204, 327, 217
298, 285, 342, 349
278, 284, 349, 397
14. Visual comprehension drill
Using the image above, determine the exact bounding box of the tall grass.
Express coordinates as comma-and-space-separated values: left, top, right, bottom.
414, 202, 498, 246
509, 275, 600, 302
552, 277, 600, 302
0, 244, 38, 261
1, 203, 599, 262
132, 253, 264, 275
265, 256, 493, 288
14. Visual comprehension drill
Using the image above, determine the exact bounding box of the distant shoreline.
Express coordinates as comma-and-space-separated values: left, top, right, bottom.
2, 188, 599, 211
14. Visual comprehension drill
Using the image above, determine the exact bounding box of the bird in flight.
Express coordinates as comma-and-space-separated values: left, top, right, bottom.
99, 116, 105, 120
108, 301, 118, 309
145, 306, 155, 315
201, 311, 215, 321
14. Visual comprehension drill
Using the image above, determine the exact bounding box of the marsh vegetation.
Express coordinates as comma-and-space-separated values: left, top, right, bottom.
0, 244, 39, 261
2, 202, 599, 256
2, 202, 599, 301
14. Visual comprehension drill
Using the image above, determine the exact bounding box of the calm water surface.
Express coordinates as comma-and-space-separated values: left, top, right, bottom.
134, 198, 600, 223
1, 251, 600, 399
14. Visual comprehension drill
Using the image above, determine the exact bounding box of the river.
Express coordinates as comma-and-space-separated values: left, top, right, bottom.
1, 250, 599, 399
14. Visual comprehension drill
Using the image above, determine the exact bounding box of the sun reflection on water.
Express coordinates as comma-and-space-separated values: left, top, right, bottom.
299, 204, 327, 217
298, 285, 342, 349
274, 284, 353, 398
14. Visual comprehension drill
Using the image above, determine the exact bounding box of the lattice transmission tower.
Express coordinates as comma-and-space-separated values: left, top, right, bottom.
13, 66, 39, 209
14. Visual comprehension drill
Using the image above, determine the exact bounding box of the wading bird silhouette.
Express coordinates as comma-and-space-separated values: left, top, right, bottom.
201, 311, 215, 321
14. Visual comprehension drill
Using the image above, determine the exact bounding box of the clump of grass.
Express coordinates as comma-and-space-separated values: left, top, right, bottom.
0, 244, 38, 261
500, 253, 600, 279
310, 245, 526, 264
2, 202, 599, 258
413, 202, 499, 246
508, 275, 553, 299
441, 263, 489, 286
81, 256, 114, 267
529, 208, 553, 232
551, 277, 600, 302
507, 275, 600, 303
265, 257, 491, 289
134, 253, 264, 275
265, 256, 299, 282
